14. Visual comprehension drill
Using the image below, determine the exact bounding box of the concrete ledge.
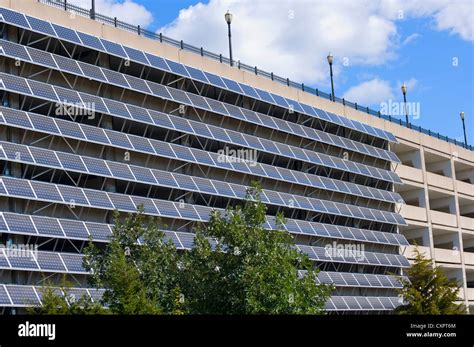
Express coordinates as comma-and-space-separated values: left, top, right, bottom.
431, 210, 457, 228
400, 205, 427, 222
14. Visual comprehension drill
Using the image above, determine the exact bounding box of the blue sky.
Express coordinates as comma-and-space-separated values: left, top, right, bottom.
76, 0, 473, 143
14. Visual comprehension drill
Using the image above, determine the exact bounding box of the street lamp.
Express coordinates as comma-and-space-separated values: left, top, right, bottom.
225, 10, 233, 66
91, 0, 96, 20
327, 53, 335, 101
401, 82, 409, 128
460, 111, 467, 147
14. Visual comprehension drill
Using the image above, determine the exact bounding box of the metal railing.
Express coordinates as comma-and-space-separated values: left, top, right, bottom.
38, 0, 472, 151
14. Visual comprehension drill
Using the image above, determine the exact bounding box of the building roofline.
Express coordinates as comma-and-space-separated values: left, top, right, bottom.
25, 0, 473, 152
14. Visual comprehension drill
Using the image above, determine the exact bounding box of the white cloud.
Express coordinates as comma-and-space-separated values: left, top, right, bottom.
159, 0, 398, 84
343, 77, 418, 106
70, 0, 153, 27
434, 2, 474, 41
342, 79, 394, 106
402, 33, 421, 45
157, 0, 472, 87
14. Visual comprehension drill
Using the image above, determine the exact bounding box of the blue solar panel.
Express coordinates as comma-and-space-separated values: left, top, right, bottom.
26, 15, 56, 36
123, 46, 149, 65
254, 88, 275, 104
147, 81, 172, 99
144, 52, 170, 71
239, 83, 260, 99
270, 93, 288, 108
77, 32, 104, 51
0, 39, 31, 61
61, 219, 89, 239
221, 77, 243, 94
165, 59, 190, 77
36, 252, 66, 271
58, 185, 89, 206
31, 181, 62, 201
3, 177, 35, 198
185, 65, 209, 83
1, 74, 32, 95
78, 61, 107, 82
82, 156, 111, 176
52, 24, 81, 44
100, 39, 128, 58
0, 8, 30, 28
203, 72, 227, 89
3, 213, 34, 234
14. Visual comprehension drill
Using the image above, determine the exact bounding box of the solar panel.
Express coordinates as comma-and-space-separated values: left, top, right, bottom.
100, 39, 128, 58
77, 61, 107, 82
0, 73, 32, 95
108, 193, 136, 211
82, 156, 112, 176
3, 213, 35, 234
185, 65, 209, 83
123, 46, 149, 65
52, 24, 81, 44
203, 72, 227, 88
57, 185, 89, 206
7, 285, 39, 306
60, 253, 85, 273
36, 252, 66, 271
147, 81, 172, 99
0, 8, 30, 28
0, 39, 31, 61
102, 69, 129, 88
144, 53, 170, 71
56, 151, 87, 171
270, 93, 289, 108
8, 251, 38, 270
2, 177, 35, 198
221, 77, 243, 94
254, 88, 275, 104
30, 180, 62, 202
25, 15, 56, 36
124, 75, 151, 94
61, 219, 90, 239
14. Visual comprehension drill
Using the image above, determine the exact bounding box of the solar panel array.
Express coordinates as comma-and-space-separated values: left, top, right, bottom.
0, 284, 104, 307
0, 7, 398, 144
325, 296, 402, 311
0, 73, 402, 185
0, 284, 400, 311
0, 6, 409, 312
0, 39, 401, 164
0, 141, 406, 225
0, 177, 406, 240
0, 211, 408, 248
0, 245, 408, 272
0, 107, 406, 208
0, 244, 407, 288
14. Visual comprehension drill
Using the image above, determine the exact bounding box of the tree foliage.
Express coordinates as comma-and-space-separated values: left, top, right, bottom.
32, 182, 331, 314
29, 276, 106, 315
179, 183, 332, 314
395, 247, 465, 315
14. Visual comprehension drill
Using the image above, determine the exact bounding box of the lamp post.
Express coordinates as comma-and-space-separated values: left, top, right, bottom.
401, 82, 409, 127
90, 0, 96, 20
460, 112, 467, 147
327, 53, 335, 101
225, 10, 233, 66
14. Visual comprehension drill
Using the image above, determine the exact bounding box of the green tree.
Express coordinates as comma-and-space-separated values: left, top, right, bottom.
83, 208, 182, 314
396, 247, 465, 314
179, 182, 333, 314
33, 183, 331, 314
29, 276, 106, 315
